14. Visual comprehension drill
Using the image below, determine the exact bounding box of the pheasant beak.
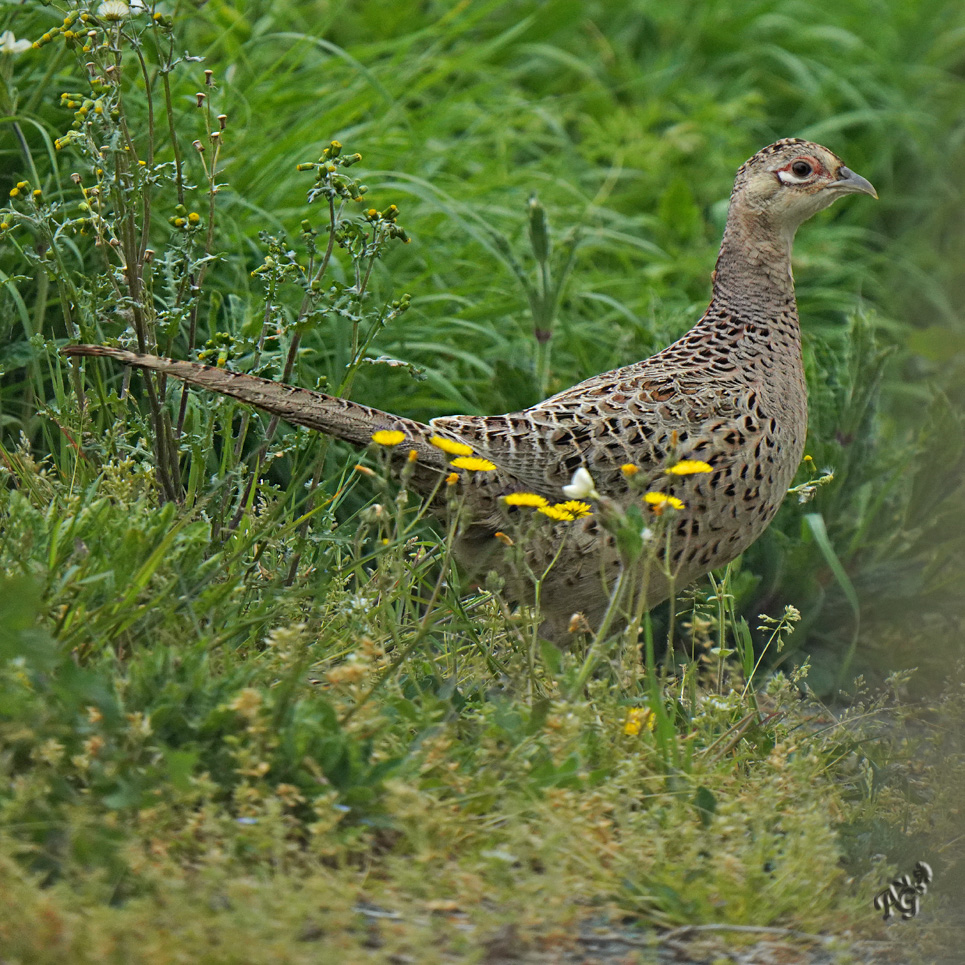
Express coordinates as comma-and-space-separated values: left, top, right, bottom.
830, 166, 878, 199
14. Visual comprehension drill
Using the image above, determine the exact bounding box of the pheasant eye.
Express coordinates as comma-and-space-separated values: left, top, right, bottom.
791, 160, 813, 177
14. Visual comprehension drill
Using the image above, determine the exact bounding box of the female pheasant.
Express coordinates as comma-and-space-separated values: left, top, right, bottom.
64, 139, 876, 639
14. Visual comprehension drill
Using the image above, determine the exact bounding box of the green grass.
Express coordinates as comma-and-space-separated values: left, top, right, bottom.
1, 0, 964, 960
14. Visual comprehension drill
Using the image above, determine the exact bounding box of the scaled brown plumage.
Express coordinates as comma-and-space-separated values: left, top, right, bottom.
63, 139, 876, 639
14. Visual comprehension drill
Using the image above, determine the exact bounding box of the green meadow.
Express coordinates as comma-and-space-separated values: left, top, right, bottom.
1, 1, 963, 960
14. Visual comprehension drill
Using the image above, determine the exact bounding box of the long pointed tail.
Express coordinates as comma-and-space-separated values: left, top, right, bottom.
62, 344, 451, 470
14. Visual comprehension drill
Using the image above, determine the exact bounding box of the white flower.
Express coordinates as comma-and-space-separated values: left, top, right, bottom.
562, 467, 600, 501
0, 31, 32, 55
97, 1, 131, 20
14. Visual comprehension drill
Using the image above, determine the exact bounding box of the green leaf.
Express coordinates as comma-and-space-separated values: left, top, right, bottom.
693, 785, 717, 828
0, 576, 57, 671
804, 513, 860, 683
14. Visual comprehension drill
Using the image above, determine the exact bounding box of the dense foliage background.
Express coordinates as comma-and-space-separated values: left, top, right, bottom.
1, 1, 963, 961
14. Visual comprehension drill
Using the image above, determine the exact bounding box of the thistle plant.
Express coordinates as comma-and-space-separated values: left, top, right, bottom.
490, 195, 581, 398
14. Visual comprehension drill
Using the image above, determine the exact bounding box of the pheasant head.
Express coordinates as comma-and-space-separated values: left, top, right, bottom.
714, 138, 877, 304
734, 137, 877, 229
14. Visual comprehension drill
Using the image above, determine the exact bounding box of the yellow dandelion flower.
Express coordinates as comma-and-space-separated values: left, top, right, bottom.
494, 531, 514, 546
429, 435, 474, 456
666, 459, 713, 475
445, 472, 459, 486
644, 492, 685, 512
621, 463, 639, 476
371, 429, 405, 446
502, 492, 549, 508
556, 500, 592, 518
538, 504, 576, 521
450, 456, 496, 472
624, 707, 655, 736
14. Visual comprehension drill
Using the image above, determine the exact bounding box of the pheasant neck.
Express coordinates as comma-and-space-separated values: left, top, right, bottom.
709, 211, 799, 325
